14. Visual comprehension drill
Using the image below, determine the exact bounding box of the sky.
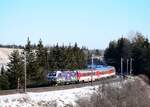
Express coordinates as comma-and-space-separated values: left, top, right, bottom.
0, 0, 150, 49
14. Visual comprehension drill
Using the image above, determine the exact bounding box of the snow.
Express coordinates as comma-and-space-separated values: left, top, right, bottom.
0, 86, 99, 107
0, 48, 22, 69
0, 78, 133, 107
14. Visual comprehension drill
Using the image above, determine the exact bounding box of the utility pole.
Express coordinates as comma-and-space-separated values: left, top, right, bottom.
24, 51, 27, 93
127, 59, 129, 76
130, 58, 133, 75
17, 77, 20, 92
91, 54, 94, 86
121, 58, 123, 79
47, 50, 49, 74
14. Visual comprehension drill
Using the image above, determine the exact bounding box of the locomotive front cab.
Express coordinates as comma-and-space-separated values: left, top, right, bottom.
47, 71, 57, 85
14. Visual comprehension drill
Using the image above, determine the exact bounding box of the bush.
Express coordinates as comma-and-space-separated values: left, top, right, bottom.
77, 78, 150, 107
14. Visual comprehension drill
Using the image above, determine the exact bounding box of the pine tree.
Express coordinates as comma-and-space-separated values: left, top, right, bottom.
104, 37, 131, 73
131, 33, 150, 75
104, 41, 117, 66
36, 39, 47, 67
0, 66, 10, 90
65, 44, 76, 70
0, 74, 9, 90
35, 39, 48, 84
7, 50, 24, 89
0, 65, 5, 75
25, 37, 39, 86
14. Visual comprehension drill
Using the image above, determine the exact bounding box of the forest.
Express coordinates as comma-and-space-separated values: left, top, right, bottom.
104, 32, 150, 77
0, 32, 150, 90
0, 38, 101, 89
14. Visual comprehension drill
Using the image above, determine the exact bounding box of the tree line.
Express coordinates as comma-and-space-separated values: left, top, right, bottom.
104, 32, 150, 77
0, 37, 102, 90
0, 44, 24, 49
3, 32, 150, 90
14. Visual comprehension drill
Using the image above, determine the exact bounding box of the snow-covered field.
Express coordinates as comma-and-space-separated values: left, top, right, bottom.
0, 77, 136, 107
0, 79, 127, 107
0, 86, 99, 107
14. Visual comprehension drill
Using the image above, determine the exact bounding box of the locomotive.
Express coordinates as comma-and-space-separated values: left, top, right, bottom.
47, 65, 116, 85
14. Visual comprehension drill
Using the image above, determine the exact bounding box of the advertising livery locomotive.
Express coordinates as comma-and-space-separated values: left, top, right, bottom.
47, 65, 116, 85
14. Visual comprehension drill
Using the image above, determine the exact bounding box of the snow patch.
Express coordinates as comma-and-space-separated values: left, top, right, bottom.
0, 86, 98, 107
0, 78, 134, 107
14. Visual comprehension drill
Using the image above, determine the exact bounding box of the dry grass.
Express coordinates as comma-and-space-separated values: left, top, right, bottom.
77, 77, 150, 107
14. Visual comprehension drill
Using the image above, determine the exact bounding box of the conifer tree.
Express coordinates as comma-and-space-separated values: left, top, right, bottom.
24, 37, 38, 86
7, 50, 24, 89
0, 65, 5, 75
0, 66, 9, 90
36, 39, 48, 84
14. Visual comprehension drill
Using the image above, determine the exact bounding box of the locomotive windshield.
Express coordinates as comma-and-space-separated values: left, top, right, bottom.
48, 72, 56, 76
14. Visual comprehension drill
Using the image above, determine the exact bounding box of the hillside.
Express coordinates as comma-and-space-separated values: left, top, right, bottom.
0, 48, 22, 69
0, 76, 149, 107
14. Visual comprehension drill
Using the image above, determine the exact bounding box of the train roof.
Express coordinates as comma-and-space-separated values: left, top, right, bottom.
76, 65, 114, 71
95, 65, 114, 70
47, 65, 115, 73
90, 64, 114, 68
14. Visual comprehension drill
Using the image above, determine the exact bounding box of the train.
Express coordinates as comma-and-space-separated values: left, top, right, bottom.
47, 65, 116, 85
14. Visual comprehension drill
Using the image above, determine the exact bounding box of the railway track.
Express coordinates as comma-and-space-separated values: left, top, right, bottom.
0, 76, 122, 95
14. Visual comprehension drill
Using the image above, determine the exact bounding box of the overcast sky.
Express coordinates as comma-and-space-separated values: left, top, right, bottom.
0, 0, 150, 49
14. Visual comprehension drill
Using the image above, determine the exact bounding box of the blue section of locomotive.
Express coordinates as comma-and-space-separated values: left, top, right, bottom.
47, 71, 78, 85
47, 71, 58, 85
